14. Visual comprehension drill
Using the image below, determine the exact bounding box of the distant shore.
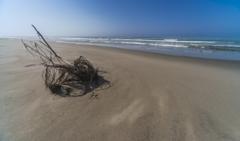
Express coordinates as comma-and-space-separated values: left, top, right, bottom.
5, 36, 240, 61
1, 39, 240, 141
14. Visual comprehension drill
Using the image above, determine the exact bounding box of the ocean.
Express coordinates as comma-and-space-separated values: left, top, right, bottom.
11, 36, 240, 61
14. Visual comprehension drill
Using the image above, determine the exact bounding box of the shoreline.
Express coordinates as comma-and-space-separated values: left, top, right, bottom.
1, 39, 240, 141
3, 37, 240, 61
47, 41, 240, 68
46, 40, 240, 61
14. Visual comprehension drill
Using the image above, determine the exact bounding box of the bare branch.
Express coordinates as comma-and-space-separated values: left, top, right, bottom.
21, 25, 103, 96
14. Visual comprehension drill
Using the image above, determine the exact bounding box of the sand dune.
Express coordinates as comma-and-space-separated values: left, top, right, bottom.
1, 39, 240, 141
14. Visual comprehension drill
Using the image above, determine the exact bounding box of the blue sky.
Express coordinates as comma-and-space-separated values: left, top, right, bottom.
0, 0, 240, 37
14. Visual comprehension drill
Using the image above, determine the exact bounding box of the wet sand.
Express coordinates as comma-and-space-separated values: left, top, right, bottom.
1, 39, 240, 141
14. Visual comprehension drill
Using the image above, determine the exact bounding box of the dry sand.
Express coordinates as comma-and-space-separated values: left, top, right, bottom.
1, 38, 240, 141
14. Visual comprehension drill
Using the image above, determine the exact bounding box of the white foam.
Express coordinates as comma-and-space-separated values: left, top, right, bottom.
120, 41, 147, 45
161, 39, 215, 44
163, 39, 178, 42
115, 38, 163, 42
149, 43, 188, 48
116, 41, 188, 48
202, 50, 212, 53
211, 44, 240, 48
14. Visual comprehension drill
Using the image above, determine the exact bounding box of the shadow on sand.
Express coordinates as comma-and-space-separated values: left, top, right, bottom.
54, 75, 111, 97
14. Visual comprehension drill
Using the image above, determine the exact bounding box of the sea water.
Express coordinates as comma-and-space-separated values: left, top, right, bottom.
14, 37, 240, 61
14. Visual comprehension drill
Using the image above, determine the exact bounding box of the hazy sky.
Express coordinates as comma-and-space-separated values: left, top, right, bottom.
0, 0, 240, 37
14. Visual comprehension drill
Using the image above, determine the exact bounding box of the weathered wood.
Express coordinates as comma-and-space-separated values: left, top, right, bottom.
22, 25, 99, 96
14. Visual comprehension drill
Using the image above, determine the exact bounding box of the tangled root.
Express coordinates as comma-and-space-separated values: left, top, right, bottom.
43, 56, 99, 94
22, 25, 103, 96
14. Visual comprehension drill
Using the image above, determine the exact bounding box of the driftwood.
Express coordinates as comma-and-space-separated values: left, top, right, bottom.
22, 25, 99, 95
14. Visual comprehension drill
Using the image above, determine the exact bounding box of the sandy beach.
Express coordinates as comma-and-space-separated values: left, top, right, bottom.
1, 38, 240, 141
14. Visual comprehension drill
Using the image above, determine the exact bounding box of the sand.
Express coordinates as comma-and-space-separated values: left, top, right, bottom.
1, 38, 240, 141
